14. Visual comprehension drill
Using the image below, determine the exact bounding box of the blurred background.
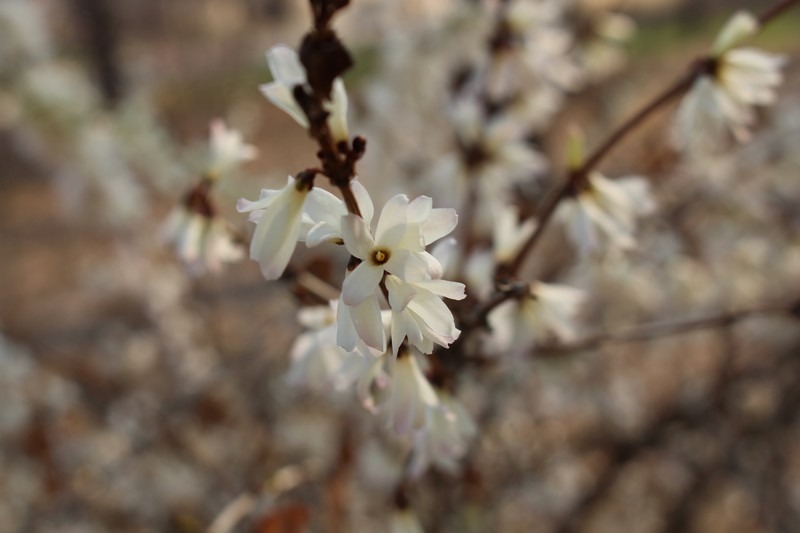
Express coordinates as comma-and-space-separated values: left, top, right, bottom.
2, 0, 800, 531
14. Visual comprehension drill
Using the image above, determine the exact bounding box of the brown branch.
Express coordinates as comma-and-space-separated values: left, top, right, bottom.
558, 350, 800, 533
69, 0, 123, 107
500, 0, 800, 280
759, 0, 800, 27
292, 0, 364, 218
533, 301, 797, 357
325, 427, 354, 533
502, 64, 702, 279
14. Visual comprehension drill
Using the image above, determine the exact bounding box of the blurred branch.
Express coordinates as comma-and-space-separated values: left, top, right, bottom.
556, 336, 800, 533
759, 0, 800, 26
486, 0, 800, 292
291, 269, 341, 303
325, 427, 354, 533
533, 300, 799, 357
502, 64, 701, 280
69, 0, 123, 107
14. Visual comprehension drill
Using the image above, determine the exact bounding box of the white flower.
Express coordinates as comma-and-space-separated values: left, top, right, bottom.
241, 177, 371, 254
386, 348, 438, 435
385, 275, 465, 356
0, 1, 51, 65
288, 304, 347, 391
300, 179, 373, 247
429, 94, 547, 237
409, 391, 476, 477
580, 12, 637, 82
161, 207, 244, 275
336, 194, 460, 353
260, 45, 349, 143
340, 195, 456, 307
207, 119, 257, 177
336, 290, 387, 352
675, 11, 788, 148
288, 303, 389, 411
488, 0, 584, 98
710, 11, 757, 56
237, 176, 311, 280
334, 347, 389, 413
492, 205, 536, 263
557, 172, 654, 256
488, 281, 584, 356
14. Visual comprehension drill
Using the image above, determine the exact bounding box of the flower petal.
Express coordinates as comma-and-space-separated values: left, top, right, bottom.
385, 274, 417, 311
421, 208, 458, 245
336, 298, 358, 352
413, 279, 466, 301
349, 295, 386, 352
250, 185, 307, 279
375, 194, 409, 246
342, 262, 383, 306
266, 45, 307, 86
711, 11, 758, 56
325, 78, 349, 143
351, 179, 374, 226
341, 213, 375, 259
260, 82, 309, 128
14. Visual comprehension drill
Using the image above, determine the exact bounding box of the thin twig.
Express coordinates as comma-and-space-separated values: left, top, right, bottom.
532, 302, 796, 357
759, 0, 800, 26
295, 270, 341, 302
294, 1, 364, 218
503, 65, 701, 279
498, 0, 799, 282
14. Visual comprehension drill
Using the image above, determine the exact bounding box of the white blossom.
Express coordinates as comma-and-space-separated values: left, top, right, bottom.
409, 391, 476, 477
207, 119, 257, 178
288, 303, 389, 411
260, 45, 350, 143
492, 205, 536, 263
579, 12, 637, 82
237, 176, 311, 280
488, 281, 585, 356
557, 172, 654, 256
386, 348, 439, 435
340, 194, 457, 307
288, 304, 348, 391
335, 194, 461, 353
336, 289, 387, 353
432, 95, 548, 221
161, 207, 244, 275
385, 275, 465, 356
0, 1, 51, 66
488, 0, 584, 98
300, 179, 373, 247
675, 11, 788, 148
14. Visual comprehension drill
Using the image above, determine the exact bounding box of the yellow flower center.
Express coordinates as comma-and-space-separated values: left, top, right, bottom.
372, 249, 390, 265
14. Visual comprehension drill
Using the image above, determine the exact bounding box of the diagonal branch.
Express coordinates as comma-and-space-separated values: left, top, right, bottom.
502, 63, 702, 279
759, 0, 800, 26
532, 301, 798, 357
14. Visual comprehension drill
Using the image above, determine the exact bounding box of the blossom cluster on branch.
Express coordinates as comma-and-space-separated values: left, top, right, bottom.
153, 0, 795, 524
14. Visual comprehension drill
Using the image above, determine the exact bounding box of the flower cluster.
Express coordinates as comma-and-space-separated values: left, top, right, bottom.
675, 11, 788, 150
162, 121, 253, 274
161, 0, 792, 494
288, 304, 474, 468
487, 281, 586, 356
237, 175, 466, 355
558, 171, 655, 257
234, 33, 474, 469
